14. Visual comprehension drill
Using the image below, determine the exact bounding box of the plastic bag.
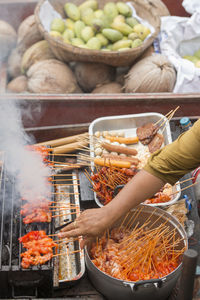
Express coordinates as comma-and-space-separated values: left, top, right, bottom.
159, 1, 200, 93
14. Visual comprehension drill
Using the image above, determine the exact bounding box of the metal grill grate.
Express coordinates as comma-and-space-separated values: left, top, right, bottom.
0, 155, 54, 298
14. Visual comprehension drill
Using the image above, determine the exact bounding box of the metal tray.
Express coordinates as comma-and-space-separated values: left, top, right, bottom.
89, 112, 181, 207
53, 171, 85, 288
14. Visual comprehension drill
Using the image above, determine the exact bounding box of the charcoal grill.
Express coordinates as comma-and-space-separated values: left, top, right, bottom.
0, 154, 55, 298
0, 151, 85, 299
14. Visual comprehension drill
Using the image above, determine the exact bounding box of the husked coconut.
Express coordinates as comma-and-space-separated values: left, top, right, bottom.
0, 20, 17, 60
125, 54, 176, 93
74, 62, 116, 92
27, 59, 78, 94
17, 15, 43, 54
92, 82, 122, 93
7, 48, 22, 78
7, 75, 28, 93
21, 40, 55, 73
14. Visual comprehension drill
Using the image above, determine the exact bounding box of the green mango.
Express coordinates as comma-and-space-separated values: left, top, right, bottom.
183, 55, 199, 64
133, 24, 151, 40
96, 33, 109, 46
111, 21, 132, 35
65, 19, 75, 30
51, 18, 65, 33
102, 28, 123, 42
71, 37, 85, 46
92, 18, 104, 32
132, 38, 142, 48
63, 29, 74, 41
118, 47, 131, 51
126, 17, 139, 28
79, 0, 98, 11
64, 3, 80, 21
113, 15, 125, 23
74, 20, 85, 38
49, 31, 63, 39
194, 49, 200, 59
94, 9, 104, 19
112, 39, 132, 50
81, 8, 94, 26
128, 32, 139, 41
104, 2, 118, 21
195, 60, 200, 68
116, 2, 132, 17
86, 37, 101, 50
81, 26, 94, 42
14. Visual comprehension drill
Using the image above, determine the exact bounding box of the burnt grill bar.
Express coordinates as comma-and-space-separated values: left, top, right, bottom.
0, 155, 54, 298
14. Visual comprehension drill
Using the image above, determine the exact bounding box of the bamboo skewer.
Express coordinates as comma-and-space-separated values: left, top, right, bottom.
53, 249, 81, 257
176, 177, 195, 185
34, 132, 88, 147
170, 182, 198, 196
52, 183, 80, 186
154, 109, 174, 126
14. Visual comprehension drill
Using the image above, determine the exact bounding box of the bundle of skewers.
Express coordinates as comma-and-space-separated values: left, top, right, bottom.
90, 206, 187, 282
19, 145, 83, 271
19, 229, 81, 270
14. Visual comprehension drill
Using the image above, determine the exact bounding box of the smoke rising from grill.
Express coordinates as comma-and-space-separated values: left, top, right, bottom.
0, 99, 51, 202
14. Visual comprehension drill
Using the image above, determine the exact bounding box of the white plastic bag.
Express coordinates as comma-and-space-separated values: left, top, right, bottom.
182, 0, 200, 15
159, 1, 200, 93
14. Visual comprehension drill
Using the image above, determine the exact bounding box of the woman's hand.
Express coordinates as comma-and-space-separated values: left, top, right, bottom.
58, 206, 113, 247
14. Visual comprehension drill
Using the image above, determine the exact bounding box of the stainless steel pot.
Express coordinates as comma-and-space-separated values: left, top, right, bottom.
85, 204, 188, 300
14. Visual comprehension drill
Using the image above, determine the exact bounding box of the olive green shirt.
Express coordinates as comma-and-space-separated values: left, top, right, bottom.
143, 119, 200, 185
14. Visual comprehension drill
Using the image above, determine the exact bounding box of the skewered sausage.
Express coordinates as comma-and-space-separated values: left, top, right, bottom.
101, 142, 138, 156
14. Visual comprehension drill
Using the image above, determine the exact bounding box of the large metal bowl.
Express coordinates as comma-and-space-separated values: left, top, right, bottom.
85, 204, 188, 300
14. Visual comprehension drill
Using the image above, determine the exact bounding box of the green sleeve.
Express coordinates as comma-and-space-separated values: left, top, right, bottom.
143, 119, 200, 185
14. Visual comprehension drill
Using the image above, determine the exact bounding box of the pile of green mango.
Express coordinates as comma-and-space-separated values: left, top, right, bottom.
183, 49, 200, 68
50, 0, 151, 51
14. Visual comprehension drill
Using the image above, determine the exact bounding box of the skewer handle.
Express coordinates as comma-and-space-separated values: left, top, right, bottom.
52, 140, 88, 154
34, 132, 88, 147
177, 249, 198, 300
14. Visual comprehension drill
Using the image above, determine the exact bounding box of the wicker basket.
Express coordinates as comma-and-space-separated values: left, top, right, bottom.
35, 0, 161, 67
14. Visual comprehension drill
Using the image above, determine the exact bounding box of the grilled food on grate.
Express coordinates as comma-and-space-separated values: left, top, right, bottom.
19, 230, 58, 269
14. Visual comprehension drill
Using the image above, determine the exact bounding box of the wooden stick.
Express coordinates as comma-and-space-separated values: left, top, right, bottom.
52, 211, 78, 218
51, 178, 79, 182
154, 109, 173, 126
170, 182, 198, 196
176, 177, 195, 185
34, 132, 88, 147
53, 249, 81, 257
52, 140, 89, 154
52, 183, 80, 186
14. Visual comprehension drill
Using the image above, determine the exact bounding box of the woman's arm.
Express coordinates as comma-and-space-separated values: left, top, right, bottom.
58, 170, 164, 241
58, 118, 200, 242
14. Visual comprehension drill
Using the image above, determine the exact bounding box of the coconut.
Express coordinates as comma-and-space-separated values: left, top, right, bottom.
92, 82, 122, 93
21, 40, 55, 74
124, 54, 176, 93
0, 20, 17, 61
7, 75, 28, 93
74, 62, 116, 92
17, 15, 43, 54
27, 59, 78, 94
7, 48, 22, 78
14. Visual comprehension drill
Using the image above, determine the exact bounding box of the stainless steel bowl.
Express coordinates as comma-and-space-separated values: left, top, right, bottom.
85, 204, 188, 300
